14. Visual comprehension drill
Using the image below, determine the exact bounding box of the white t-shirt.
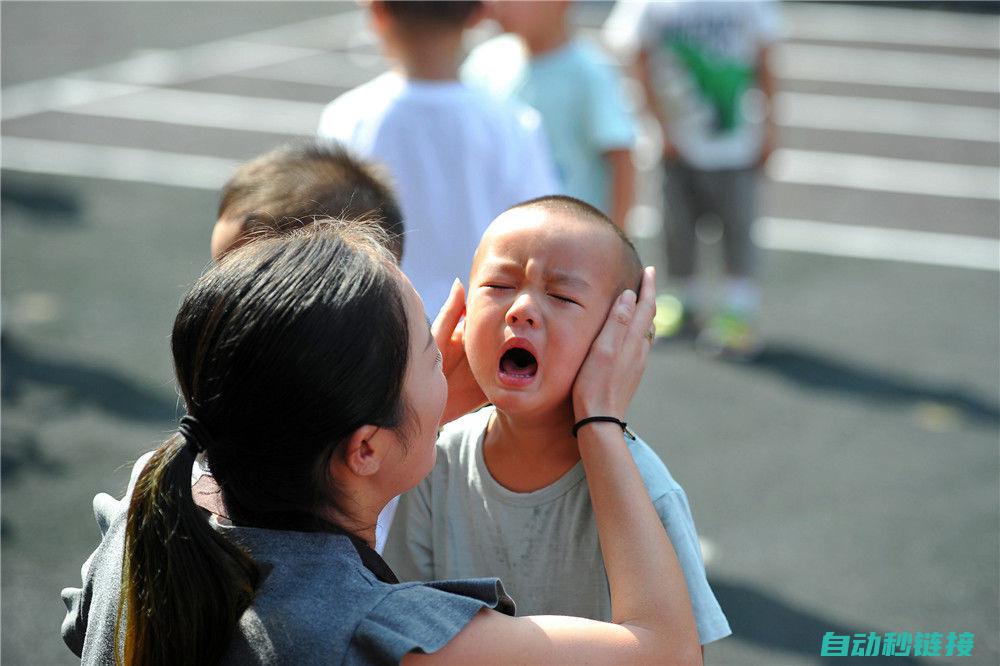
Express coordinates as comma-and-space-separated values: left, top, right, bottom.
318, 72, 560, 316
606, 0, 781, 170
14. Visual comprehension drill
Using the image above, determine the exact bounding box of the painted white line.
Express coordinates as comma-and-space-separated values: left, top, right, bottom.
767, 149, 1000, 201
754, 217, 1000, 272
67, 87, 323, 136
773, 43, 1000, 94
698, 537, 716, 568
238, 51, 384, 88
0, 8, 367, 122
4, 136, 995, 273
0, 80, 149, 121
1, 137, 238, 190
1, 43, 323, 121
785, 3, 1000, 51
774, 92, 1000, 143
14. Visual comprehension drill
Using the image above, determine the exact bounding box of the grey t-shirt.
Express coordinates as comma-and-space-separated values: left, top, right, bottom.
384, 406, 732, 644
62, 453, 514, 665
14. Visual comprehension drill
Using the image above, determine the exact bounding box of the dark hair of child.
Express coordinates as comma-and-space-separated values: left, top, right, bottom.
217, 142, 404, 261
506, 194, 644, 292
380, 0, 482, 27
117, 221, 411, 664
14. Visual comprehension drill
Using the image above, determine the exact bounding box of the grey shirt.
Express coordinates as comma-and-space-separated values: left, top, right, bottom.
62, 454, 514, 665
384, 407, 732, 644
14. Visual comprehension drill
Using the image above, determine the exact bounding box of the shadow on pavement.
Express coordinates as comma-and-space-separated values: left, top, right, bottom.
1, 179, 82, 222
713, 576, 926, 665
0, 431, 66, 483
1, 333, 177, 424
748, 342, 1000, 426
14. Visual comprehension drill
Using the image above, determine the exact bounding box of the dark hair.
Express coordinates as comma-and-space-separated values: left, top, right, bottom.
217, 142, 404, 261
380, 0, 481, 27
506, 194, 644, 292
117, 221, 411, 664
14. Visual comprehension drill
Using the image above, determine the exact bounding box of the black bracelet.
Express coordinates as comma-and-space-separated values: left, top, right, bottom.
572, 416, 637, 440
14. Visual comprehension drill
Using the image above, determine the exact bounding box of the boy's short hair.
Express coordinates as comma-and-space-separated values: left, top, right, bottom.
217, 141, 404, 261
380, 1, 481, 27
503, 194, 643, 292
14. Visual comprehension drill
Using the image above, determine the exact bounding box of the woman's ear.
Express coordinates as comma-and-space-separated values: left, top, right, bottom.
339, 424, 388, 477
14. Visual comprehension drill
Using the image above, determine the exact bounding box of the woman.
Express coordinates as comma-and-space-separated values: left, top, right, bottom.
62, 221, 701, 665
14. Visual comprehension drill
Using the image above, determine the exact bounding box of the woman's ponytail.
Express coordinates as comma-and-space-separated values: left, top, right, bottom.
115, 433, 258, 665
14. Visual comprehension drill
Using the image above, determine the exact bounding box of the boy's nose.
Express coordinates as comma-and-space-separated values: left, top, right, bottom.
505, 295, 538, 328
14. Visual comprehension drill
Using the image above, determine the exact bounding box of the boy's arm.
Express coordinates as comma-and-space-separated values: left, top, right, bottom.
604, 148, 635, 231
756, 44, 777, 168
586, 52, 636, 230
634, 48, 677, 161
652, 489, 732, 645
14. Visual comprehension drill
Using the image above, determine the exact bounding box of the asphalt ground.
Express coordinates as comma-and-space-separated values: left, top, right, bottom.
2, 2, 998, 665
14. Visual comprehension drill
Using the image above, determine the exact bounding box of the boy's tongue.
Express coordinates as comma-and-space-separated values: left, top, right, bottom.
500, 349, 537, 377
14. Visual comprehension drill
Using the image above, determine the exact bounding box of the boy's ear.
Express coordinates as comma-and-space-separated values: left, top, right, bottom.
338, 424, 387, 477
368, 1, 391, 33
465, 2, 488, 28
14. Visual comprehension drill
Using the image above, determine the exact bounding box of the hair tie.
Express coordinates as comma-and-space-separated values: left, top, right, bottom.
178, 414, 211, 455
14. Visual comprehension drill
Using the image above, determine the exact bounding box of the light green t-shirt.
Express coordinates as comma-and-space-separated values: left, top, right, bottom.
383, 407, 732, 644
462, 36, 635, 214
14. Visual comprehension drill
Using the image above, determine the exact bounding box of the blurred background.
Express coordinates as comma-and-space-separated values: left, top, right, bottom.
2, 2, 997, 664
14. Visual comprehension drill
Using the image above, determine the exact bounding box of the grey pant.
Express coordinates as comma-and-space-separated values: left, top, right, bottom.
663, 161, 759, 278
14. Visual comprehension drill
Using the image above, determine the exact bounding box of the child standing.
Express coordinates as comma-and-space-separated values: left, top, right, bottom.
462, 1, 635, 230
318, 1, 559, 317
384, 195, 731, 647
608, 0, 781, 357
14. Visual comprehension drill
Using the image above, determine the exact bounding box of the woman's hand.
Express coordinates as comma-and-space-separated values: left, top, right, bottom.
433, 279, 487, 425
572, 267, 657, 421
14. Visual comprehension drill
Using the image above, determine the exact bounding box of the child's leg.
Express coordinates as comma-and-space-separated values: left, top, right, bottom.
696, 167, 763, 358
662, 161, 704, 313
712, 168, 760, 315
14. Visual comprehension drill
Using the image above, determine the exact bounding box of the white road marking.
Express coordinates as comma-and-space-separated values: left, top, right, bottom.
774, 92, 1000, 143
0, 9, 367, 121
1, 137, 238, 190
237, 51, 384, 87
67, 87, 323, 136
784, 3, 1000, 51
767, 149, 1000, 201
754, 217, 1000, 272
699, 537, 717, 567
4, 135, 996, 273
773, 43, 1000, 94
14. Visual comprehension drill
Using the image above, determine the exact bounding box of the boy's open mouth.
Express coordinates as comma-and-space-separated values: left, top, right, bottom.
498, 347, 538, 383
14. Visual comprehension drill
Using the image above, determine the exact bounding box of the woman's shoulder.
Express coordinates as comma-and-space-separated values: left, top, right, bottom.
223, 528, 512, 665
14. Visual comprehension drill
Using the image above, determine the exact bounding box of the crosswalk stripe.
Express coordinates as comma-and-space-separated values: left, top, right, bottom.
774, 92, 1000, 143
773, 43, 1000, 94
754, 217, 999, 272
0, 8, 370, 122
785, 3, 1000, 51
768, 149, 1000, 201
67, 86, 323, 135
5, 135, 997, 272
1, 136, 238, 190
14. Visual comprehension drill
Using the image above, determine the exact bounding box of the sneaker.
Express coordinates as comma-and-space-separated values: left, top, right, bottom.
654, 294, 701, 341
697, 310, 764, 360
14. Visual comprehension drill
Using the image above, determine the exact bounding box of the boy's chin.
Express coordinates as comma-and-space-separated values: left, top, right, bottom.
487, 388, 570, 418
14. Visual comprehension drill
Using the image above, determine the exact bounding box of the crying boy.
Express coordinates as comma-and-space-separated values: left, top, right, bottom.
383, 195, 731, 646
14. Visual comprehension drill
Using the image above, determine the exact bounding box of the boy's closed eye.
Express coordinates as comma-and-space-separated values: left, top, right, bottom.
548, 293, 580, 306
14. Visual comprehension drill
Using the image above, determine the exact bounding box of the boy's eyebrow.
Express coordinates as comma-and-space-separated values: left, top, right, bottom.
545, 270, 591, 290
478, 262, 591, 290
